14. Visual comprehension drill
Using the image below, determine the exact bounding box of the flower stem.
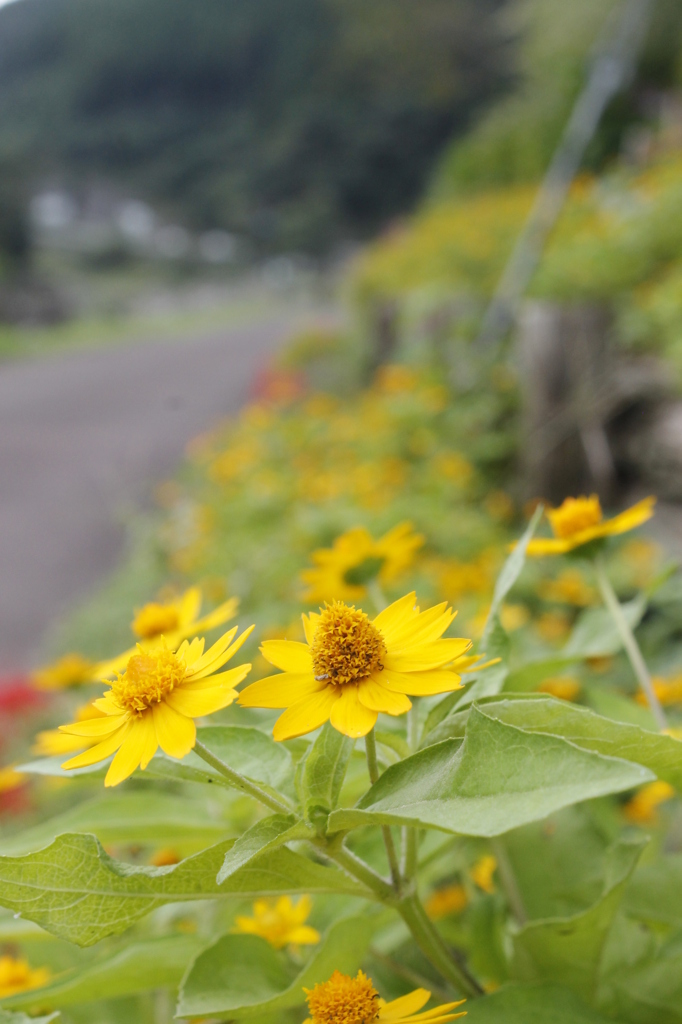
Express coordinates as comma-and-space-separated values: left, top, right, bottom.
367, 579, 388, 614
321, 840, 395, 902
397, 893, 484, 998
193, 739, 292, 815
365, 729, 402, 889
401, 707, 419, 881
593, 554, 667, 731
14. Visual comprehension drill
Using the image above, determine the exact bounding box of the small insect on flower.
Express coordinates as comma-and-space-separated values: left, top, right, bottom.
304, 969, 466, 1024
239, 593, 472, 740
0, 955, 50, 998
234, 895, 320, 949
301, 523, 424, 604
524, 495, 655, 557
59, 624, 253, 787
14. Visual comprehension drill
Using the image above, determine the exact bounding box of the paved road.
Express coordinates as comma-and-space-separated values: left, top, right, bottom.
0, 312, 305, 669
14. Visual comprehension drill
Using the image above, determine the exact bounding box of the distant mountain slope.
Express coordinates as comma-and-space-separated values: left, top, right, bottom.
0, 0, 508, 252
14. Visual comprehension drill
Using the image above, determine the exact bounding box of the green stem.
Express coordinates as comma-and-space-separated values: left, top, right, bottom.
397, 894, 484, 998
365, 729, 402, 890
491, 838, 526, 926
369, 950, 452, 1004
367, 578, 388, 614
321, 840, 395, 902
593, 554, 667, 731
401, 707, 419, 880
193, 739, 292, 815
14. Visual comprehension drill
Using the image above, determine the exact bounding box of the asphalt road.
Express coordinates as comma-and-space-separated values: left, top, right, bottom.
0, 313, 304, 670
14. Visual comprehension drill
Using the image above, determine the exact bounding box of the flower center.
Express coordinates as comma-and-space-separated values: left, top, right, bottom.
547, 495, 602, 539
305, 970, 380, 1024
132, 602, 181, 639
311, 602, 386, 686
112, 649, 186, 713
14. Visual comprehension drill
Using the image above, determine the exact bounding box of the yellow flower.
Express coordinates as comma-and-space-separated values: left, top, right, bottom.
0, 765, 24, 793
538, 677, 582, 702
234, 895, 320, 949
624, 781, 675, 824
301, 524, 424, 604
239, 593, 471, 740
97, 587, 239, 678
635, 674, 682, 707
149, 847, 181, 867
33, 702, 107, 756
535, 611, 571, 644
425, 884, 468, 920
59, 624, 253, 787
0, 955, 50, 998
31, 652, 96, 691
537, 569, 596, 606
525, 495, 656, 556
470, 855, 496, 894
304, 970, 466, 1024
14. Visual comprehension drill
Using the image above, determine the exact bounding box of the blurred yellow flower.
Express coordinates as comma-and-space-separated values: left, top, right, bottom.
149, 847, 181, 867
0, 956, 50, 998
304, 970, 466, 1024
538, 677, 581, 701
432, 550, 497, 602
535, 611, 571, 644
621, 538, 662, 587
470, 855, 496, 893
31, 652, 96, 691
234, 895, 319, 949
301, 523, 424, 604
60, 624, 253, 787
425, 884, 468, 920
33, 702, 107, 756
500, 603, 530, 632
433, 451, 474, 486
537, 569, 596, 606
374, 364, 419, 394
624, 781, 675, 824
636, 674, 682, 707
239, 593, 471, 740
485, 491, 515, 523
526, 495, 655, 556
0, 765, 24, 793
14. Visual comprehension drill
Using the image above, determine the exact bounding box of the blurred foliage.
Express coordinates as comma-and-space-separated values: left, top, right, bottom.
0, 0, 508, 253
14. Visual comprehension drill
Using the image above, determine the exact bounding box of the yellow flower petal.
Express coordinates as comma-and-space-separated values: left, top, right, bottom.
385, 604, 455, 651
239, 672, 325, 709
286, 925, 321, 945
372, 592, 418, 645
152, 701, 196, 759
272, 687, 340, 741
188, 626, 240, 678
260, 640, 313, 673
58, 715, 127, 738
379, 989, 430, 1020
105, 716, 157, 787
165, 685, 238, 717
358, 677, 412, 715
381, 668, 463, 696
603, 496, 656, 536
61, 723, 130, 770
385, 638, 471, 672
329, 685, 377, 738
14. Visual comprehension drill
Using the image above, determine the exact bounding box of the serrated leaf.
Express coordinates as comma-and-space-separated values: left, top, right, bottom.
326, 706, 653, 837
511, 839, 646, 1000
301, 724, 354, 822
481, 505, 543, 648
563, 596, 646, 658
464, 983, 618, 1023
0, 935, 201, 1011
0, 834, 371, 946
472, 696, 682, 791
0, 794, 228, 856
177, 915, 374, 1018
217, 815, 312, 884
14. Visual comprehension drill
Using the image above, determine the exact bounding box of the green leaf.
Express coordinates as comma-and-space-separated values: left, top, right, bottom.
481, 505, 543, 649
177, 914, 374, 1018
301, 723, 354, 825
464, 983, 619, 1023
625, 854, 682, 926
563, 596, 646, 658
326, 706, 652, 837
470, 696, 682, 791
217, 815, 312, 884
505, 656, 582, 693
0, 935, 201, 1011
0, 834, 371, 946
0, 794, 228, 856
196, 725, 294, 790
600, 942, 682, 1023
511, 839, 645, 1000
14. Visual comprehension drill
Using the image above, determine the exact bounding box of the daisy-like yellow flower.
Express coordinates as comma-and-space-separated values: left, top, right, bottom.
301, 523, 424, 604
97, 587, 239, 678
525, 495, 655, 557
32, 701, 107, 756
234, 895, 320, 949
238, 593, 471, 740
59, 624, 253, 787
624, 780, 675, 824
470, 855, 496, 894
0, 955, 50, 998
31, 652, 96, 691
304, 970, 466, 1024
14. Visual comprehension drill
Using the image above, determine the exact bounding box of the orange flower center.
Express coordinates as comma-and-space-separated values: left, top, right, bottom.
311, 602, 386, 686
547, 495, 602, 539
112, 648, 185, 713
132, 602, 181, 638
305, 970, 380, 1024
